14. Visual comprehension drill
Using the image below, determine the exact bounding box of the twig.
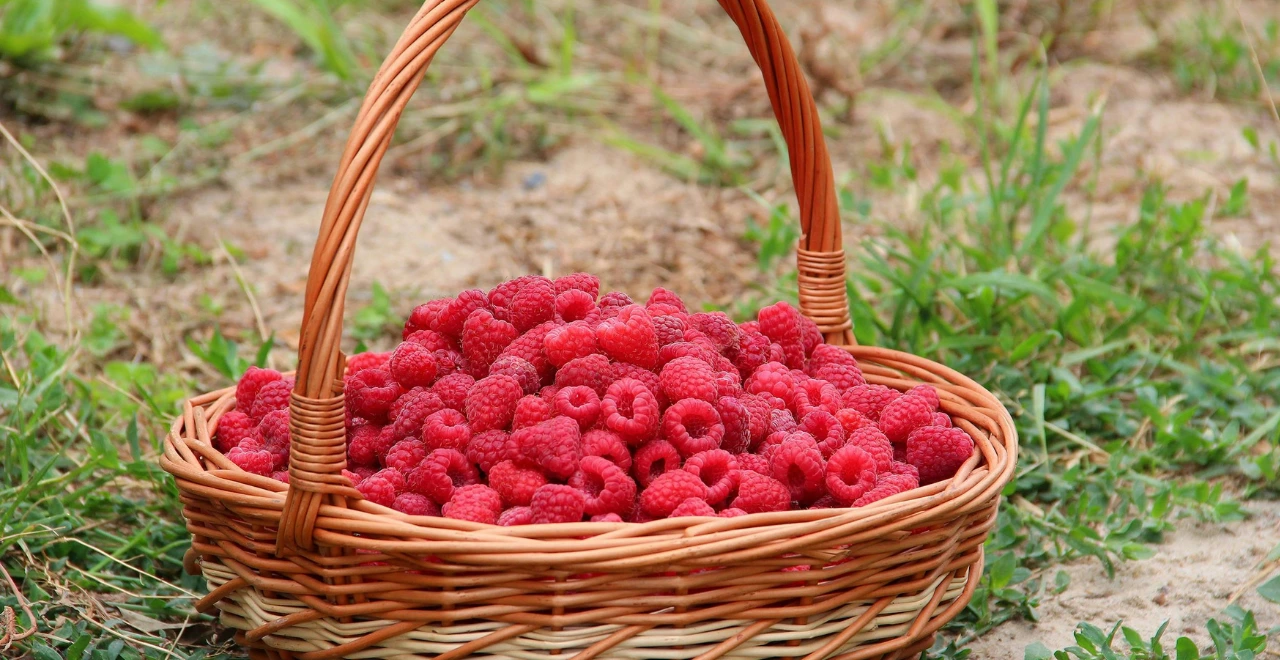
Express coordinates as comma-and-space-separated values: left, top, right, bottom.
0, 564, 36, 650
1228, 0, 1280, 126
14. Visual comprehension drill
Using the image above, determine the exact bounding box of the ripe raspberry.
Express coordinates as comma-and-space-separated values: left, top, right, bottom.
346, 424, 385, 467
511, 417, 581, 479
554, 272, 600, 298
714, 371, 743, 399
499, 320, 557, 382
529, 484, 587, 524
544, 322, 598, 368
846, 427, 894, 473
660, 356, 718, 403
272, 470, 290, 484
825, 445, 877, 505
554, 385, 601, 431
658, 341, 718, 370
431, 373, 474, 411
570, 456, 637, 516
466, 430, 511, 473
393, 492, 439, 516
932, 412, 952, 427
738, 393, 772, 447
601, 378, 660, 445
227, 445, 274, 476
443, 484, 502, 524
249, 378, 294, 421
906, 426, 974, 484
729, 470, 789, 513
581, 429, 631, 471
797, 410, 842, 457
662, 399, 725, 457
423, 408, 471, 452
770, 435, 826, 503
757, 301, 802, 346
510, 276, 556, 332
597, 291, 635, 317
810, 495, 838, 508
690, 312, 740, 356
798, 315, 823, 356
236, 367, 283, 414
733, 332, 771, 381
671, 498, 716, 517
718, 507, 748, 518
437, 289, 490, 338
388, 341, 439, 389
555, 353, 613, 396
796, 379, 841, 417
835, 408, 875, 436
432, 349, 468, 378
498, 506, 534, 526
878, 394, 935, 444
465, 375, 523, 432
257, 409, 291, 469
489, 460, 548, 507
404, 329, 455, 353
632, 439, 681, 488
512, 395, 552, 430
357, 469, 404, 507
745, 362, 797, 410
683, 449, 738, 504
652, 314, 686, 346
540, 385, 560, 399
853, 472, 919, 507
715, 397, 751, 454
806, 344, 855, 370
461, 309, 518, 377
215, 411, 256, 453
646, 287, 687, 314
488, 277, 535, 320
640, 470, 707, 517
346, 351, 392, 376
346, 369, 403, 423
387, 389, 446, 441
811, 363, 866, 392
768, 409, 798, 435
555, 289, 598, 323
404, 299, 449, 338
906, 385, 941, 411
597, 304, 660, 369
841, 384, 901, 421
489, 355, 540, 395
612, 360, 661, 389
590, 512, 624, 523
385, 438, 428, 472
735, 453, 770, 476
342, 467, 369, 486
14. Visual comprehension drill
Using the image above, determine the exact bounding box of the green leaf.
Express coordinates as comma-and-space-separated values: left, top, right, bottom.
1175, 636, 1200, 660
989, 552, 1016, 589
30, 642, 62, 660
1257, 575, 1280, 603
0, 285, 19, 305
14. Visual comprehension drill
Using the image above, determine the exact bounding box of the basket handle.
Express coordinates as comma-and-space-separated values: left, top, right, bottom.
278, 0, 852, 553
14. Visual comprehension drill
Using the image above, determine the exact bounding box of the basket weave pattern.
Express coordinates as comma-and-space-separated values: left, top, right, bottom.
161, 1, 1018, 658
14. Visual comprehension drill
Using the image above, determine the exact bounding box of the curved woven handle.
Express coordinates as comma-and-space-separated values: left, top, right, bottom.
278, 0, 852, 553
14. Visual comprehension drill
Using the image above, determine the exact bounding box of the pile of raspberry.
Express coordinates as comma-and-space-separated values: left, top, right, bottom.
216, 274, 975, 525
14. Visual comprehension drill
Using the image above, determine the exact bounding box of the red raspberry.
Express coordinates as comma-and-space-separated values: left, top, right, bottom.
907, 385, 941, 411
431, 372, 474, 411
540, 385, 560, 399
878, 394, 935, 444
392, 492, 439, 516
811, 363, 866, 392
387, 389, 446, 441
272, 471, 290, 484
846, 427, 893, 473
841, 384, 901, 421
683, 449, 738, 504
236, 367, 283, 414
249, 378, 294, 422
597, 304, 659, 369
891, 460, 919, 480
671, 498, 716, 517
735, 453, 770, 476
932, 412, 952, 427
853, 472, 919, 507
640, 470, 707, 517
646, 287, 687, 314
601, 378, 660, 445
835, 408, 875, 435
554, 386, 601, 431
718, 507, 748, 518
581, 429, 631, 471
356, 471, 399, 507
632, 439, 681, 488
529, 484, 587, 524
346, 369, 403, 423
825, 445, 877, 505
714, 370, 742, 398
798, 315, 823, 356
388, 341, 439, 389
757, 301, 802, 351
489, 355, 540, 395
498, 506, 534, 526
437, 289, 490, 338
745, 362, 797, 410
733, 331, 771, 380
510, 276, 556, 332
347, 424, 387, 467
554, 272, 600, 298
404, 299, 449, 338
807, 344, 857, 371
658, 341, 718, 370
555, 353, 613, 396
555, 289, 599, 323
511, 417, 581, 479
465, 375, 523, 432
227, 445, 274, 476
739, 321, 760, 333
257, 409, 291, 469
404, 329, 455, 353
488, 276, 535, 320
796, 379, 841, 417
461, 309, 518, 377
346, 351, 392, 375
652, 314, 686, 346
423, 408, 472, 452
661, 399, 725, 457
611, 362, 661, 395
499, 320, 557, 382
714, 397, 751, 454
215, 411, 256, 453
544, 321, 598, 368
466, 429, 511, 473
800, 410, 845, 458
570, 456, 637, 516
768, 409, 798, 435
597, 291, 635, 317
738, 393, 772, 447
512, 395, 552, 429
443, 484, 502, 524
432, 349, 468, 378
660, 356, 718, 403
489, 460, 548, 507
384, 438, 428, 472
729, 470, 789, 513
590, 512, 624, 523
770, 435, 826, 503
689, 312, 740, 356
906, 426, 974, 484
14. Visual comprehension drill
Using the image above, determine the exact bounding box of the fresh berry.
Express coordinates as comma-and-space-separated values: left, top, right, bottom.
798, 315, 823, 355
431, 373, 474, 411
388, 341, 439, 389
554, 386, 601, 431
257, 409, 291, 469
769, 435, 826, 503
404, 329, 455, 352
510, 276, 556, 332
652, 314, 686, 346
906, 426, 974, 484
689, 312, 740, 356
853, 472, 919, 507
347, 351, 392, 374
659, 356, 718, 403
432, 349, 468, 378
733, 332, 772, 381
488, 356, 540, 395
768, 409, 798, 435
845, 426, 894, 473
442, 484, 502, 524
384, 438, 428, 472
811, 363, 866, 392
730, 470, 790, 513
488, 277, 534, 320
841, 384, 901, 421
387, 389, 446, 441
466, 430, 511, 473
590, 512, 624, 523
272, 471, 290, 484
597, 305, 659, 369
658, 341, 719, 370
393, 493, 439, 516
249, 378, 294, 421
499, 321, 557, 382
745, 362, 797, 410
738, 393, 773, 447
796, 378, 841, 417
601, 378, 660, 445
530, 484, 587, 524
422, 408, 471, 452
215, 411, 256, 453
661, 399, 724, 457
570, 456, 636, 516
236, 367, 283, 414
489, 460, 548, 507
511, 417, 582, 479
906, 385, 941, 411
714, 397, 751, 454
646, 288, 686, 314
347, 424, 386, 467
465, 375, 523, 432
757, 302, 804, 367
718, 507, 748, 518
582, 429, 632, 471
932, 412, 952, 427
512, 394, 553, 430
632, 439, 681, 488
597, 291, 635, 317
640, 470, 707, 517
554, 273, 601, 298
404, 299, 449, 338
346, 369, 403, 422
407, 448, 477, 503
825, 445, 877, 505
835, 408, 875, 436
556, 289, 598, 323
461, 309, 518, 377
878, 394, 935, 443
498, 506, 534, 526
227, 445, 274, 476
683, 449, 738, 504
671, 498, 716, 517
735, 452, 771, 476
555, 353, 613, 396
800, 410, 845, 458
544, 321, 598, 367
437, 289, 490, 338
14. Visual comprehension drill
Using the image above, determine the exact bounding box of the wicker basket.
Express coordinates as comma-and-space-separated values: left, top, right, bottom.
161, 1, 1018, 658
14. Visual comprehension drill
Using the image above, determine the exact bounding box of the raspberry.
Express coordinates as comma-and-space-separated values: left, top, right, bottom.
499, 320, 557, 382
489, 355, 540, 394
714, 371, 742, 399
249, 378, 294, 421
393, 493, 439, 516
906, 426, 974, 484
385, 438, 428, 472
570, 456, 637, 516
841, 384, 901, 421
683, 449, 738, 504
800, 410, 845, 458
582, 429, 632, 471
404, 299, 449, 338
798, 315, 823, 356
272, 471, 290, 484
835, 408, 875, 435
640, 470, 707, 517
590, 512, 624, 523
227, 445, 274, 476
730, 470, 790, 513
555, 289, 598, 323
845, 427, 893, 473
461, 309, 518, 377
661, 399, 725, 457
733, 332, 771, 380
652, 314, 686, 346
512, 395, 552, 430
796, 378, 841, 417
404, 329, 455, 353
346, 369, 403, 423
346, 351, 392, 375
432, 349, 468, 378
906, 385, 941, 411
715, 397, 751, 454
488, 277, 534, 320
498, 506, 534, 526
432, 373, 474, 411
511, 417, 581, 479
554, 385, 601, 431
660, 356, 718, 403
825, 445, 877, 505
757, 301, 802, 350
510, 276, 556, 332
360, 469, 405, 505
811, 363, 866, 392
932, 412, 952, 427
530, 484, 588, 524
891, 460, 920, 479
423, 408, 472, 452
236, 367, 283, 414
388, 341, 439, 389
465, 375, 523, 432
555, 354, 613, 396
597, 291, 635, 317
718, 507, 748, 518
443, 484, 502, 524
738, 393, 773, 447
853, 473, 919, 507
689, 312, 740, 356
658, 341, 718, 370
671, 498, 716, 517
598, 305, 659, 369
437, 289, 490, 338
387, 389, 446, 441
632, 439, 681, 488
770, 435, 826, 503
735, 453, 770, 475
540, 386, 560, 399
555, 273, 601, 298
646, 287, 687, 314
768, 409, 798, 435
407, 448, 475, 503
745, 362, 797, 409
257, 410, 291, 469
544, 321, 598, 368
466, 430, 511, 473
878, 394, 935, 444
601, 378, 660, 445
215, 411, 256, 453
489, 460, 548, 507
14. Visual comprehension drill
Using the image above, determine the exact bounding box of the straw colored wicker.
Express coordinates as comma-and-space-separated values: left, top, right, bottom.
160, 1, 1018, 658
